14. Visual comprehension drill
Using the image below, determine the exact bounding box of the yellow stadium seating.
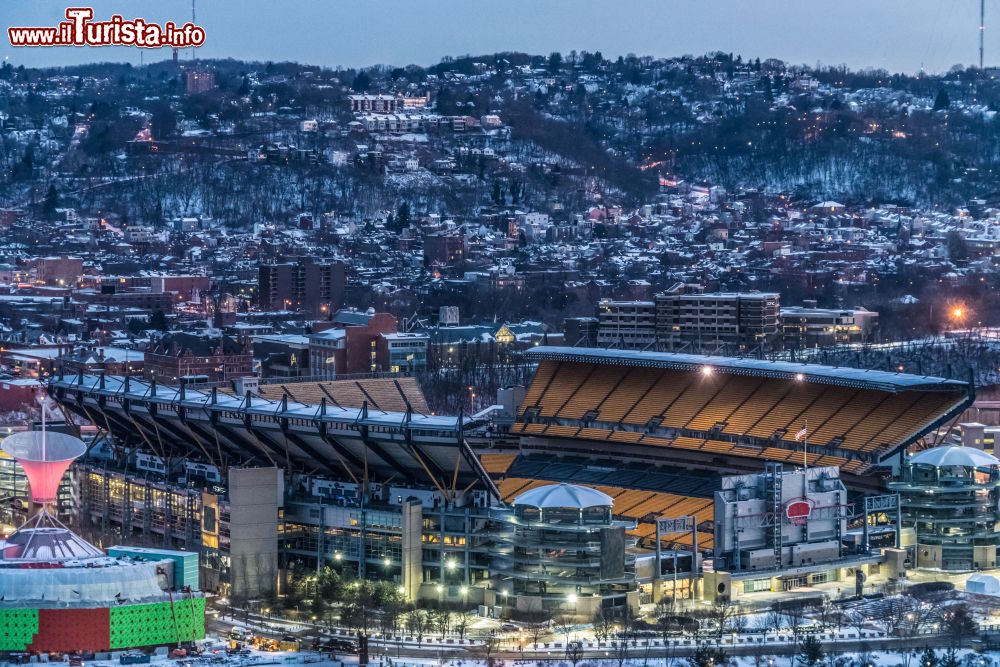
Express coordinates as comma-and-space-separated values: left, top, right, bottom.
513, 358, 967, 475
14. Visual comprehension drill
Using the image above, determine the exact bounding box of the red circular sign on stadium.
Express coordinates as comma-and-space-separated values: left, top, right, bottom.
784, 497, 815, 526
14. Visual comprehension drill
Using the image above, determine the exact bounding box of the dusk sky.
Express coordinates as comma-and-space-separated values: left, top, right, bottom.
0, 0, 990, 74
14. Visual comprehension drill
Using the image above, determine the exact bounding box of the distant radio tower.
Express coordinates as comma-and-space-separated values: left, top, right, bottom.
981, 0, 986, 69
192, 0, 197, 61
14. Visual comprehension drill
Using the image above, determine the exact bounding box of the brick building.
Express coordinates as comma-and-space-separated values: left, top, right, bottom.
258, 258, 345, 317
144, 333, 252, 384
0, 379, 43, 411
308, 310, 424, 378
35, 256, 84, 286
423, 233, 466, 268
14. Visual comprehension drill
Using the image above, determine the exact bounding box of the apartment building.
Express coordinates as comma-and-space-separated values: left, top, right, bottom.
596, 300, 657, 349
257, 258, 345, 317
347, 94, 402, 113
780, 304, 879, 349
655, 286, 780, 351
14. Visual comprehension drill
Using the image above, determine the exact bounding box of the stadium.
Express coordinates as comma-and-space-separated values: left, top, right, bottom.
493, 347, 972, 599
45, 345, 974, 610
0, 430, 204, 654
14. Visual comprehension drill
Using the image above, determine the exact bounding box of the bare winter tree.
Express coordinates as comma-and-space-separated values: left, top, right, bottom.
612, 635, 630, 667
937, 603, 977, 649
405, 609, 427, 644
566, 640, 584, 667
524, 608, 551, 647
709, 599, 738, 641
479, 633, 500, 667
594, 609, 615, 642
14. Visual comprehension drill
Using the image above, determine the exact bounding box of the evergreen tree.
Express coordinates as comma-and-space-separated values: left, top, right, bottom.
148, 310, 169, 331
351, 71, 371, 92
919, 647, 938, 667
687, 643, 728, 667
396, 201, 411, 229
940, 649, 960, 667
13, 147, 34, 181
547, 51, 563, 73
150, 102, 176, 140
796, 635, 823, 667
42, 184, 59, 221
945, 230, 968, 262
933, 89, 950, 111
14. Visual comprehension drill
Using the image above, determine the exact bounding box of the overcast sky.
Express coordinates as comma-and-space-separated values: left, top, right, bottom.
0, 1, 989, 74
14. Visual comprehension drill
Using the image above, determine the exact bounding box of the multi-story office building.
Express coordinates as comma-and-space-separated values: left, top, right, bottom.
655, 286, 780, 352
257, 258, 345, 317
308, 310, 425, 378
378, 332, 429, 374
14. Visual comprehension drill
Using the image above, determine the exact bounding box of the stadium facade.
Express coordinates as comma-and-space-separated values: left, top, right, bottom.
46, 345, 974, 610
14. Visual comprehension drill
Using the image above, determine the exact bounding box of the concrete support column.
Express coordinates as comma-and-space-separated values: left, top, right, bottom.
229, 467, 283, 600
401, 499, 423, 603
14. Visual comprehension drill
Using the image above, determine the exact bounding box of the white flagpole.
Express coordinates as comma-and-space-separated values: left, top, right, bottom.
802, 419, 808, 472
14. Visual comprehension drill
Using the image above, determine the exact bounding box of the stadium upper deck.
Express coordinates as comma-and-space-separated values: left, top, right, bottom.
512, 347, 972, 478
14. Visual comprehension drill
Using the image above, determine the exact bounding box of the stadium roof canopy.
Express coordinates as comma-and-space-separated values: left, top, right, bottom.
525, 347, 969, 393
513, 483, 613, 509
909, 445, 1000, 469
49, 373, 497, 500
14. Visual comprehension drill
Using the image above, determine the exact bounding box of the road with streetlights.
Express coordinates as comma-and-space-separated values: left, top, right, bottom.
205, 599, 987, 662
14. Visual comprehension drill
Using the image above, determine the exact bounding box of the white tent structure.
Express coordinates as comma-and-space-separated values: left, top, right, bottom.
967, 573, 1000, 595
